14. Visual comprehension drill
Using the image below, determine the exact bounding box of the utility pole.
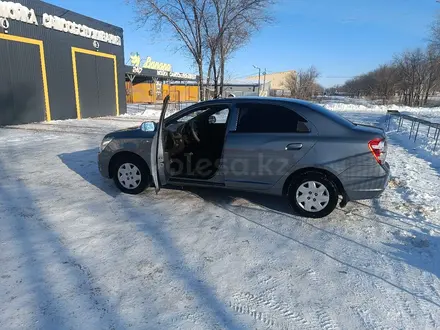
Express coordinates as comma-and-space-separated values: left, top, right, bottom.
253, 65, 261, 96
263, 68, 267, 92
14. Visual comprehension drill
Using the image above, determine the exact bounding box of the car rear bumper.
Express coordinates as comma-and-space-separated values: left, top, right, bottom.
345, 188, 386, 201
342, 162, 391, 201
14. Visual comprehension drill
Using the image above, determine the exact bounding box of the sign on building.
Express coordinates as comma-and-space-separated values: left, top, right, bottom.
129, 52, 172, 72
0, 1, 122, 46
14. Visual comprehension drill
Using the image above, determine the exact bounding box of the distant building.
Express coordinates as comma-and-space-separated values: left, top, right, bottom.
205, 82, 259, 99
206, 70, 296, 99
245, 70, 296, 97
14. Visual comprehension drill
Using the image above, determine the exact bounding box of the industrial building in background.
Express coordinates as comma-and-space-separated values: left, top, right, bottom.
245, 70, 296, 97
219, 70, 296, 98
0, 0, 126, 125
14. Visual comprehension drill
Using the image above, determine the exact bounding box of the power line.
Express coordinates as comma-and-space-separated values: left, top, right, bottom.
229, 72, 260, 79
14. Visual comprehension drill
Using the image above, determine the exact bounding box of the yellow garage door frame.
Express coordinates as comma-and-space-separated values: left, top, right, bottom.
0, 33, 51, 121
71, 47, 120, 119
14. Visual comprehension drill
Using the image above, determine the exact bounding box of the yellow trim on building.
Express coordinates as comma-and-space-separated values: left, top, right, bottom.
0, 33, 52, 121
71, 47, 119, 118
71, 48, 81, 119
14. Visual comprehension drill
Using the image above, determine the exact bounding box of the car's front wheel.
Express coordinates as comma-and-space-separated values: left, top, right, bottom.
288, 172, 338, 218
112, 156, 151, 194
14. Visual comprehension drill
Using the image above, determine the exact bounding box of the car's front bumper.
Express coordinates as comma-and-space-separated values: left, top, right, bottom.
98, 150, 112, 178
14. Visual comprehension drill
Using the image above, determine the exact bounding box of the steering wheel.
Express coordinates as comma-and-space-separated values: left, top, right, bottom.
189, 120, 201, 143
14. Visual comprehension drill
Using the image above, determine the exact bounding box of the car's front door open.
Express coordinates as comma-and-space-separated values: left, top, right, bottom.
150, 95, 170, 193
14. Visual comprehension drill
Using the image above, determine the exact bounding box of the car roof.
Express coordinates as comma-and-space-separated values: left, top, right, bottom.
165, 96, 356, 130
186, 97, 355, 128
195, 96, 315, 107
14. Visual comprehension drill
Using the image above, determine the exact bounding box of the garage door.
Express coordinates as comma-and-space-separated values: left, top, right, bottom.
0, 36, 49, 125
72, 48, 119, 119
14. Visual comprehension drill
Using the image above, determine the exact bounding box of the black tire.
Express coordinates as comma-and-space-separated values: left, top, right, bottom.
288, 172, 338, 218
112, 155, 151, 195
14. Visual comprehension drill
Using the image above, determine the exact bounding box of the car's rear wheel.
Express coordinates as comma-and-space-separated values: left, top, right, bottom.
288, 172, 338, 218
112, 155, 150, 194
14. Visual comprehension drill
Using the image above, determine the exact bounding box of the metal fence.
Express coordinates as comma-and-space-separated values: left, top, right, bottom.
386, 110, 440, 151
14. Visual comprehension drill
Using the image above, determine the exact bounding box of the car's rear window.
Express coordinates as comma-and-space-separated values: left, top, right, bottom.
306, 103, 356, 128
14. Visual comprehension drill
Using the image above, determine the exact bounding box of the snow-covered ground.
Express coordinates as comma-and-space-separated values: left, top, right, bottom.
125, 102, 195, 120
1, 103, 440, 329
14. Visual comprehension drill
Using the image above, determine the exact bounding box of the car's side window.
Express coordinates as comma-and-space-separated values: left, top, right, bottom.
235, 103, 310, 133
176, 107, 209, 123
174, 105, 230, 124
211, 108, 229, 124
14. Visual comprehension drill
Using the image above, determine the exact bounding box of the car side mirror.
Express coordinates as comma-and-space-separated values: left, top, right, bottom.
140, 121, 156, 132
208, 115, 216, 124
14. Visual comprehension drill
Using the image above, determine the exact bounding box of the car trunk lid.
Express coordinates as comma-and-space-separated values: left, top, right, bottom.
353, 123, 385, 137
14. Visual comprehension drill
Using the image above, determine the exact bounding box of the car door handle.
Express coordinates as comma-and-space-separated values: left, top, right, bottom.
285, 143, 303, 150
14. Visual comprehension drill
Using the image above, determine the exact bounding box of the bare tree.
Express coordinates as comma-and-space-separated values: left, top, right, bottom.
131, 0, 208, 101
131, 0, 276, 101
394, 49, 428, 106
341, 73, 376, 98
201, 6, 220, 98
203, 19, 250, 98
314, 83, 325, 97
285, 66, 320, 100
422, 46, 440, 105
204, 0, 274, 97
336, 49, 440, 107
325, 85, 342, 96
430, 12, 440, 53
372, 65, 398, 104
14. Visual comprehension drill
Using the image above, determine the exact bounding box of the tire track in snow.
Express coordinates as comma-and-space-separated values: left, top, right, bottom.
352, 306, 392, 330
392, 262, 424, 325
315, 307, 339, 330
229, 301, 276, 328
297, 267, 320, 287
255, 271, 297, 299
257, 275, 278, 297
346, 271, 400, 329
419, 299, 438, 329
230, 292, 312, 329
395, 263, 440, 329
426, 271, 440, 305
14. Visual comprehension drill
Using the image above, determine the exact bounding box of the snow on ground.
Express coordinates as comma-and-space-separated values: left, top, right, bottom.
321, 99, 440, 117
125, 102, 195, 120
1, 105, 440, 329
386, 113, 440, 160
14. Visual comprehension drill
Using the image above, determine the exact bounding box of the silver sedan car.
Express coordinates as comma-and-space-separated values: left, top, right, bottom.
98, 96, 390, 218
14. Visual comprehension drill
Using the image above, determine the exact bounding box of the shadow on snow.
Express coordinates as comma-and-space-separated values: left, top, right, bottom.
59, 147, 440, 311
0, 152, 129, 329
58, 148, 245, 329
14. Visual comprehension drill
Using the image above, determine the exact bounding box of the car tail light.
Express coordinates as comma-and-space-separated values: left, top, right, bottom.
368, 138, 387, 164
